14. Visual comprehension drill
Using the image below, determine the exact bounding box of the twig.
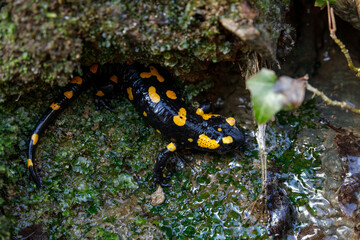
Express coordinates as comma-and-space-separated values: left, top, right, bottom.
306, 82, 360, 114
327, 1, 360, 77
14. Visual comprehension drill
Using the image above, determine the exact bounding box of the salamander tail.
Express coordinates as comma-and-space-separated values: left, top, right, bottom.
26, 64, 100, 187
28, 158, 41, 188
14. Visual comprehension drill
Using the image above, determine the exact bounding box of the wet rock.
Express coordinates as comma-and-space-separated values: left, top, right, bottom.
329, 124, 360, 221
265, 183, 295, 238
298, 225, 326, 240
336, 225, 357, 239
333, 0, 360, 30
338, 173, 360, 218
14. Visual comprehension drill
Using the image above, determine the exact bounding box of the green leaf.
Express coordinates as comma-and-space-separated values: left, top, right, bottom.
246, 69, 284, 124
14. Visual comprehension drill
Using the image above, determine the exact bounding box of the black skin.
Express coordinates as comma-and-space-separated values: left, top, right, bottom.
27, 63, 245, 188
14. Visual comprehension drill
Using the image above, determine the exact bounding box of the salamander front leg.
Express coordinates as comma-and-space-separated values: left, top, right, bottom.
94, 86, 120, 112
153, 142, 177, 188
95, 96, 116, 112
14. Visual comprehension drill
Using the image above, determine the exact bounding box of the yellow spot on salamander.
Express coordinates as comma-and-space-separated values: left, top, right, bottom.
140, 66, 165, 82
156, 129, 161, 134
96, 90, 104, 97
110, 75, 118, 83
197, 134, 220, 149
167, 142, 176, 152
64, 91, 73, 99
202, 114, 213, 120
196, 108, 204, 116
127, 87, 134, 100
222, 136, 233, 144
149, 86, 160, 103
226, 117, 236, 126
90, 64, 98, 73
31, 134, 39, 145
218, 128, 222, 132
143, 111, 147, 117
166, 90, 177, 100
195, 108, 219, 120
203, 114, 219, 120
188, 138, 193, 142
173, 108, 187, 126
50, 103, 60, 110
27, 159, 33, 168
71, 76, 82, 84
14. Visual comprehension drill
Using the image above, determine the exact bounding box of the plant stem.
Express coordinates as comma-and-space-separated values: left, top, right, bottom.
255, 123, 268, 189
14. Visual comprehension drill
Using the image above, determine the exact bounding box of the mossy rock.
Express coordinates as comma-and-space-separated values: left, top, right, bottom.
0, 0, 291, 101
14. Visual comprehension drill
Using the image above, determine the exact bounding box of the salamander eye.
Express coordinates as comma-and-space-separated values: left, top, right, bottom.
222, 136, 233, 144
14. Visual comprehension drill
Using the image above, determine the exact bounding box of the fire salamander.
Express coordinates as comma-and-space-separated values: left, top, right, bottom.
27, 63, 245, 188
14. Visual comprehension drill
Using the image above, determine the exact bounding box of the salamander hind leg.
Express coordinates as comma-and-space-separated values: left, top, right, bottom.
153, 142, 178, 188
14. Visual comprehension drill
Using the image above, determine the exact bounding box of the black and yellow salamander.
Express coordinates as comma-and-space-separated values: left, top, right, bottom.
27, 63, 245, 188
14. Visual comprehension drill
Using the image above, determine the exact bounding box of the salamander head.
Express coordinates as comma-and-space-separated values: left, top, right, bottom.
216, 119, 245, 153
197, 116, 245, 153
